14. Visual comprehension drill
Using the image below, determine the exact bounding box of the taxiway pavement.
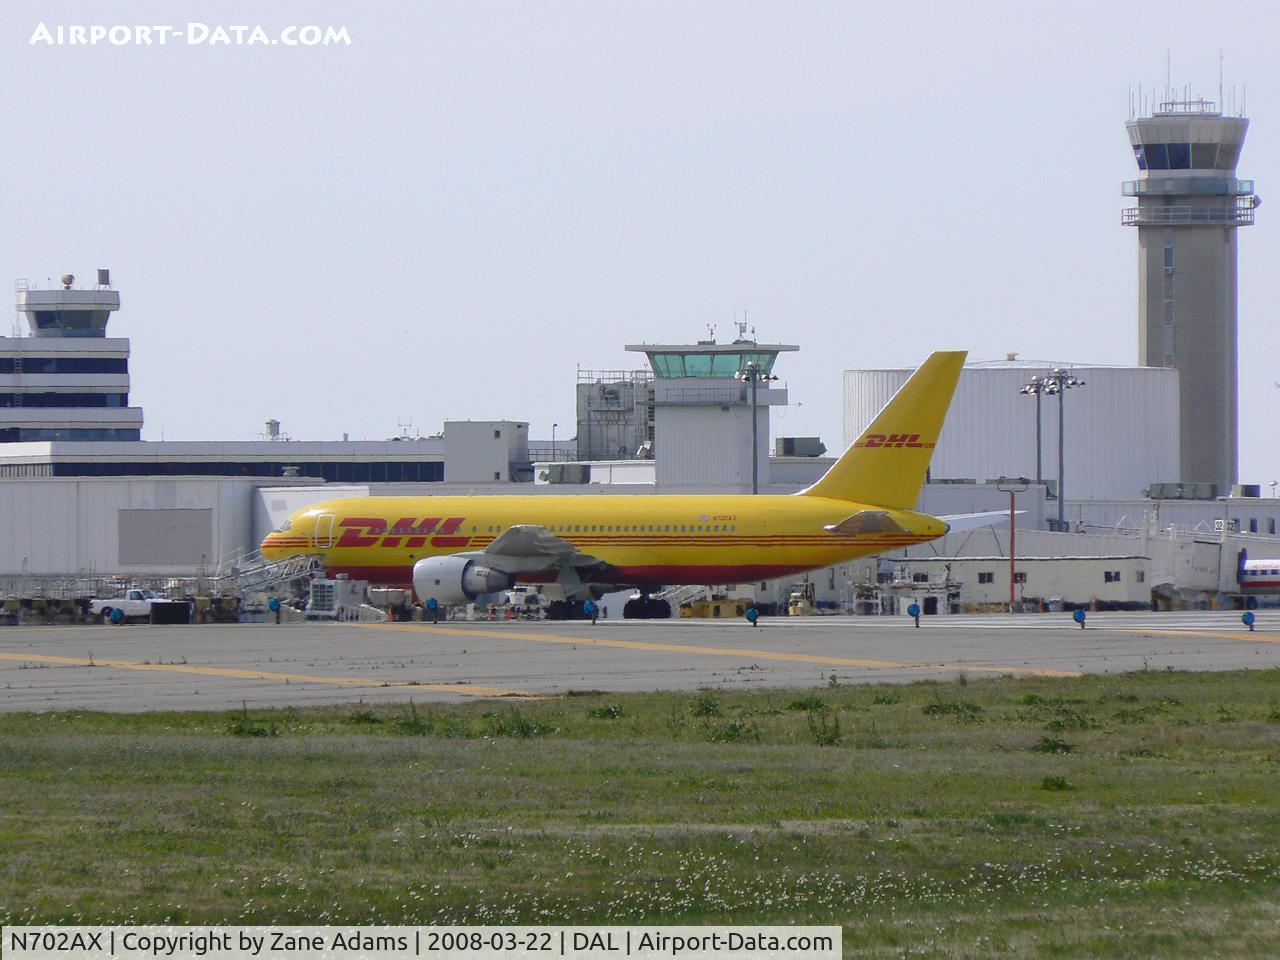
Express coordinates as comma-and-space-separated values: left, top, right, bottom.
1, 610, 1277, 712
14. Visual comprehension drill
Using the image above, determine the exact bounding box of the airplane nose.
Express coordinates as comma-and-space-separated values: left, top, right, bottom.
260, 532, 305, 559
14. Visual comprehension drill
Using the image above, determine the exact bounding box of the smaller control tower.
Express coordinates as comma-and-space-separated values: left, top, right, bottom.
1123, 96, 1259, 491
627, 334, 796, 491
5, 270, 143, 442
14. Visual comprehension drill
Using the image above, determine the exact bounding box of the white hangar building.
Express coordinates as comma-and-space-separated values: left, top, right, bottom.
844, 358, 1181, 503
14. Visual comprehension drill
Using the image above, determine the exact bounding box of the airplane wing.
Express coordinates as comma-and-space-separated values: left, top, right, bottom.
481, 524, 604, 570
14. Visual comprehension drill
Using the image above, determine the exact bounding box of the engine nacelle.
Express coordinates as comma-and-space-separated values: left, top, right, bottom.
412, 555, 514, 606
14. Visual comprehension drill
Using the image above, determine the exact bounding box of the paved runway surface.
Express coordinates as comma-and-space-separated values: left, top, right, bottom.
1, 611, 1277, 712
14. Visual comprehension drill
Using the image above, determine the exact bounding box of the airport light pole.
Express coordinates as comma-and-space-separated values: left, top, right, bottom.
1041, 369, 1086, 527
737, 361, 778, 494
997, 476, 1029, 612
551, 423, 558, 462
1018, 375, 1046, 485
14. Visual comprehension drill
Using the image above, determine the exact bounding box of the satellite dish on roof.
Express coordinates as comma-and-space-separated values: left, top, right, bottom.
60, 274, 74, 289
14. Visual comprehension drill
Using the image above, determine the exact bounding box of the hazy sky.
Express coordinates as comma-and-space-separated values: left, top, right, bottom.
3, 1, 1278, 482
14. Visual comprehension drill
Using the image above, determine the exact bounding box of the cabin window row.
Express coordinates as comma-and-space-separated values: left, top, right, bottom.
392, 522, 744, 535
552, 524, 738, 534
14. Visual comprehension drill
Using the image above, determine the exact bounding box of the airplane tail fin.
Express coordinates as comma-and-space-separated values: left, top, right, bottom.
799, 350, 966, 507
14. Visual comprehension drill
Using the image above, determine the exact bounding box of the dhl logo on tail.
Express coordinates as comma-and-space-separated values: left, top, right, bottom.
852, 433, 935, 449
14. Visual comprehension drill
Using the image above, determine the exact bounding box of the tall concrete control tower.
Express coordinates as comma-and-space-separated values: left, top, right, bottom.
1123, 97, 1259, 491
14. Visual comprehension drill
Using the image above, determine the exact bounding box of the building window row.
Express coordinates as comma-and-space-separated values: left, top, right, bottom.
0, 393, 129, 408
0, 357, 128, 374
0, 428, 141, 442
1133, 141, 1241, 171
48, 460, 445, 482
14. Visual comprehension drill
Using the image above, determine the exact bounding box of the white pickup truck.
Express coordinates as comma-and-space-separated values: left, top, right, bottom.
89, 589, 163, 623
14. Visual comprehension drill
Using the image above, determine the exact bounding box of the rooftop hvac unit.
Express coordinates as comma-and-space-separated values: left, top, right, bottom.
774, 437, 827, 457
548, 463, 590, 484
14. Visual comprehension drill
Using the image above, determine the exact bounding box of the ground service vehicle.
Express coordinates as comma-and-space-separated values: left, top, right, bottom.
89, 589, 162, 623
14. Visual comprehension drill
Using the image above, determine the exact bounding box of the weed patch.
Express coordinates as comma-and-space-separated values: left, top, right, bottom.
787, 695, 828, 713
226, 706, 278, 738
483, 709, 556, 738
1031, 736, 1073, 754
706, 720, 760, 743
806, 709, 842, 746
922, 699, 985, 722
691, 693, 721, 717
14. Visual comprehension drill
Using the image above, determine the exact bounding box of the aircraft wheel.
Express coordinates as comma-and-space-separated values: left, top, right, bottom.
651, 599, 671, 619
623, 598, 642, 619
546, 600, 567, 620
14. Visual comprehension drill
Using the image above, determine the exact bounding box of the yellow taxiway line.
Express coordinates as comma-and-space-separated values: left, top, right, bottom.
1118, 628, 1280, 645
362, 622, 1081, 678
0, 652, 530, 698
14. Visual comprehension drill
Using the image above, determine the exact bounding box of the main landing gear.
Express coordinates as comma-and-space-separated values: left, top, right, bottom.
623, 595, 671, 619
545, 599, 591, 621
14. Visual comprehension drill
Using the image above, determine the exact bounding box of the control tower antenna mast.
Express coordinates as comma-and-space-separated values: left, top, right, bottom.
1219, 49, 1224, 111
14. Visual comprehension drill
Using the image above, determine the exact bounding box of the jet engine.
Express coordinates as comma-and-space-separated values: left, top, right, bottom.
412, 555, 514, 605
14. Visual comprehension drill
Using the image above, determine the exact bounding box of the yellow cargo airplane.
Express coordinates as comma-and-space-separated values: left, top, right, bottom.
262, 351, 977, 618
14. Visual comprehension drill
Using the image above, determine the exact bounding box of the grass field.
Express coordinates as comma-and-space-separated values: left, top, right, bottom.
1, 668, 1278, 957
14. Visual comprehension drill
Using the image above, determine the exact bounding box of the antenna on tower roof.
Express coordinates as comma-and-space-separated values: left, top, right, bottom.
1219, 49, 1224, 112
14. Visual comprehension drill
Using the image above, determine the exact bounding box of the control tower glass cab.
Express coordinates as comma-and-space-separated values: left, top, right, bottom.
1122, 98, 1259, 492
625, 338, 797, 490
17, 286, 120, 338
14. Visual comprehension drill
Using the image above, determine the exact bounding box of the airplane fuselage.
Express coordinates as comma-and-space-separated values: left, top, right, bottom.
1238, 559, 1280, 595
261, 493, 946, 588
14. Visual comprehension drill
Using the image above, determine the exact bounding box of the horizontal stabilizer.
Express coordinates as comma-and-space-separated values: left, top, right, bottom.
940, 510, 1023, 534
